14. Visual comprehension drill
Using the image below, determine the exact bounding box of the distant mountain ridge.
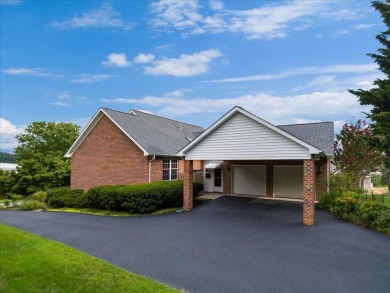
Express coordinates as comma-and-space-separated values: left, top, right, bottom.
0, 152, 18, 163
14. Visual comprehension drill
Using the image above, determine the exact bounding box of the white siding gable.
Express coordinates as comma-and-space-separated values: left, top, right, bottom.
185, 112, 311, 160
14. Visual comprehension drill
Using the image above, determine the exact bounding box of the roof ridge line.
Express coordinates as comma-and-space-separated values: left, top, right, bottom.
102, 107, 203, 129
131, 109, 203, 129
277, 121, 333, 127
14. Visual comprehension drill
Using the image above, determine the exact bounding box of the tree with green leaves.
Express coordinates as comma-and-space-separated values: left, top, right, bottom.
13, 122, 80, 195
334, 120, 383, 186
349, 0, 390, 171
15, 122, 80, 160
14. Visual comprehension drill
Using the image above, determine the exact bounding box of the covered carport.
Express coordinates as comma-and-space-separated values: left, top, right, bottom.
179, 106, 333, 226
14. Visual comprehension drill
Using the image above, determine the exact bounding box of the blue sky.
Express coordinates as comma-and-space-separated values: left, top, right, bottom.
0, 0, 385, 153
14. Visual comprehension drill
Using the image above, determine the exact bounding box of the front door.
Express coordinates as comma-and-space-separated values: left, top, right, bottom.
214, 168, 223, 192
204, 168, 223, 193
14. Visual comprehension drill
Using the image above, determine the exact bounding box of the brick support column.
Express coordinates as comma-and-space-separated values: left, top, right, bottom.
183, 160, 193, 211
266, 163, 273, 198
223, 161, 231, 194
303, 158, 315, 225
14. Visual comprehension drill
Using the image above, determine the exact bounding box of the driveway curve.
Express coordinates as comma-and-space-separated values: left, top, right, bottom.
1, 196, 389, 293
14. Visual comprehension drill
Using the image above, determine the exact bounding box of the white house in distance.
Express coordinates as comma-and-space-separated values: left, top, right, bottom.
0, 163, 18, 172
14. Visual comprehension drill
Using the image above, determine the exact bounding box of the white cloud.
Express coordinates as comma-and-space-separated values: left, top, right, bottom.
102, 89, 370, 126
66, 117, 91, 129
143, 49, 222, 76
58, 91, 70, 100
51, 101, 69, 107
2, 67, 59, 77
51, 91, 72, 107
102, 53, 130, 67
149, 0, 350, 40
50, 3, 133, 30
77, 96, 92, 104
292, 75, 337, 92
0, 0, 21, 5
320, 9, 358, 21
0, 118, 24, 151
71, 74, 113, 83
335, 30, 350, 35
354, 23, 374, 30
204, 63, 379, 83
209, 0, 223, 11
134, 53, 155, 64
150, 0, 203, 30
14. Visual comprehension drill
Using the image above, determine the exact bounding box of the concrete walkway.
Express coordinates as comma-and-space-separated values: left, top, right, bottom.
1, 196, 389, 293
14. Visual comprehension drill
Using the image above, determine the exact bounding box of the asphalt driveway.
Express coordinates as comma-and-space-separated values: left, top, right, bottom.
1, 196, 389, 293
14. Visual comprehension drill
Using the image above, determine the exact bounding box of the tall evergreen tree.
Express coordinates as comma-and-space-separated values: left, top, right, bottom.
349, 0, 390, 169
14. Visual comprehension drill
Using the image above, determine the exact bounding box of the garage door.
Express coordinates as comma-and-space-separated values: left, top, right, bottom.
233, 165, 266, 196
274, 165, 303, 199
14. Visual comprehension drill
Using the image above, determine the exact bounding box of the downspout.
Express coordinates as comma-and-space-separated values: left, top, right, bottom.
148, 155, 156, 183
327, 157, 331, 193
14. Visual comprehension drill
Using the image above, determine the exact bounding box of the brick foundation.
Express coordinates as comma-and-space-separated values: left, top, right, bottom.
303, 158, 315, 225
183, 160, 193, 211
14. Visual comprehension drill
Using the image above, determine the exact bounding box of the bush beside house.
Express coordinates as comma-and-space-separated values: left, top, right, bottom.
46, 180, 203, 214
319, 174, 390, 235
47, 187, 88, 208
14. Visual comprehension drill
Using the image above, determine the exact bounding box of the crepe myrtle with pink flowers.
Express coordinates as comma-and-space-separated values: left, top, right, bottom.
334, 119, 383, 184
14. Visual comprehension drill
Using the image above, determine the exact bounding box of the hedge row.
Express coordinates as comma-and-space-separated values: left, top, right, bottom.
47, 187, 88, 209
46, 180, 203, 214
320, 193, 390, 234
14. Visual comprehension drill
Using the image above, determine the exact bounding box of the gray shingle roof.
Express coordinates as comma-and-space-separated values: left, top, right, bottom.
103, 107, 334, 157
278, 122, 334, 156
103, 108, 204, 155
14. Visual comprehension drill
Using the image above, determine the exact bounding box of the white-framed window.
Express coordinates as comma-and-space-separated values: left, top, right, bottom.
205, 168, 211, 179
163, 159, 178, 180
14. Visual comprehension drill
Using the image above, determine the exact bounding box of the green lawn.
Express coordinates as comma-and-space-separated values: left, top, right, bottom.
384, 195, 390, 206
0, 224, 181, 293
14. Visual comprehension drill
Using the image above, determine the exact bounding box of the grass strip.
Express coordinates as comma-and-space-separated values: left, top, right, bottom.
0, 224, 181, 293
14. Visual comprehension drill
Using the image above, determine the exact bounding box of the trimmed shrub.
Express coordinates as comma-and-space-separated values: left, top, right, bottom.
86, 180, 204, 214
193, 181, 203, 198
31, 191, 47, 203
358, 201, 390, 232
318, 192, 333, 209
10, 194, 24, 202
20, 200, 47, 210
47, 187, 87, 208
330, 197, 358, 221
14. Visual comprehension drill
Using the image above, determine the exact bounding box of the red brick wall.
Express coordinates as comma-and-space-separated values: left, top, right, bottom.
71, 115, 150, 190
183, 160, 193, 211
303, 158, 315, 225
316, 157, 329, 199
193, 160, 203, 171
71, 115, 186, 190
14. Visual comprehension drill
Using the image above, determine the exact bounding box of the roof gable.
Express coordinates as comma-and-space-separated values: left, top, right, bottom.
65, 108, 204, 157
179, 106, 322, 157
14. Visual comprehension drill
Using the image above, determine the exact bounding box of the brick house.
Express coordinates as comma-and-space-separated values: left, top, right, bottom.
65, 108, 204, 190
66, 106, 334, 225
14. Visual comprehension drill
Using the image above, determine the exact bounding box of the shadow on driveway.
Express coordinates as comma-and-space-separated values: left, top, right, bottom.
1, 196, 389, 293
